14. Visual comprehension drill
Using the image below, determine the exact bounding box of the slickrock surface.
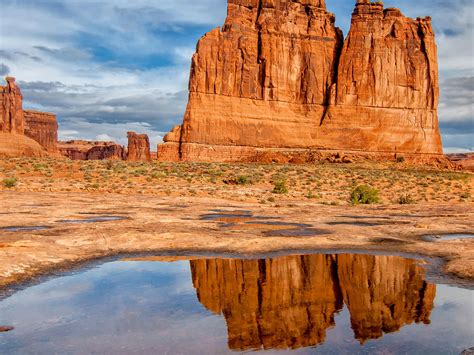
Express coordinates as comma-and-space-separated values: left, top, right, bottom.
0, 192, 472, 295
58, 140, 126, 160
191, 254, 435, 350
159, 0, 443, 163
24, 110, 59, 153
0, 77, 57, 157
127, 132, 151, 161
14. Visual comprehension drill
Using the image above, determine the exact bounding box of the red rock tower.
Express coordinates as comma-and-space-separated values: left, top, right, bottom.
1, 77, 25, 134
127, 132, 152, 161
158, 0, 444, 163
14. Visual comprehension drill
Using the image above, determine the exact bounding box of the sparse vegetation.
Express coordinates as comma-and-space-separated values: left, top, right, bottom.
397, 193, 415, 205
272, 180, 289, 194
350, 185, 380, 205
2, 177, 18, 188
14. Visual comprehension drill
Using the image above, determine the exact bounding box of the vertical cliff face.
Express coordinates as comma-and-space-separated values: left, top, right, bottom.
0, 77, 25, 134
158, 0, 443, 163
190, 254, 436, 351
159, 0, 343, 161
24, 110, 59, 153
323, 0, 442, 154
127, 132, 152, 161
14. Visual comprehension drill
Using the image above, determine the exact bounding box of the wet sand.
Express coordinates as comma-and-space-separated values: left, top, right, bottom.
0, 191, 473, 292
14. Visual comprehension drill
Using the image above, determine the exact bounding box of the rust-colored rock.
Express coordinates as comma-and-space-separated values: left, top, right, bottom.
0, 77, 50, 157
58, 140, 126, 160
24, 110, 58, 153
158, 0, 444, 163
190, 254, 435, 350
0, 77, 24, 134
127, 132, 151, 161
447, 153, 474, 171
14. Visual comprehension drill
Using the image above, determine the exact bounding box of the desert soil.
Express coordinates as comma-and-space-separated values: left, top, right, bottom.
0, 158, 473, 292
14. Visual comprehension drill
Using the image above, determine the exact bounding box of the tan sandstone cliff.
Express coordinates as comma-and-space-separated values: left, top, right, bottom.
158, 0, 443, 163
190, 253, 435, 350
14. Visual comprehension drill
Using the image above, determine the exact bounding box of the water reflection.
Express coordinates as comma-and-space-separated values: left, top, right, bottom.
1, 253, 472, 354
190, 254, 436, 350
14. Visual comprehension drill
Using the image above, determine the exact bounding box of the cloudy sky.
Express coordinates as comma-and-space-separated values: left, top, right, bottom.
0, 0, 472, 152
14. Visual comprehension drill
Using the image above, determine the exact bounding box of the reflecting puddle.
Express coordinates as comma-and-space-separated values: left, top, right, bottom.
423, 234, 474, 242
56, 216, 127, 224
0, 226, 50, 232
0, 253, 472, 354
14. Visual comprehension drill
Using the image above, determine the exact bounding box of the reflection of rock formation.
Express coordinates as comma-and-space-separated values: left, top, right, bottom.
190, 254, 436, 351
336, 254, 436, 344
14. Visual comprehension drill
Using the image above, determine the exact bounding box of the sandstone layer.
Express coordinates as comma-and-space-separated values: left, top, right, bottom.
58, 140, 127, 160
0, 77, 52, 157
24, 110, 59, 153
158, 0, 443, 163
190, 253, 435, 350
127, 132, 151, 161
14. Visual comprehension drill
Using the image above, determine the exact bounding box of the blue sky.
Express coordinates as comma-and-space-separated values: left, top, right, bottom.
0, 0, 472, 152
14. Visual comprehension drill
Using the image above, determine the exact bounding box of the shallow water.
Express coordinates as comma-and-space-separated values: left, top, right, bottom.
56, 216, 127, 224
0, 226, 50, 232
423, 234, 474, 242
0, 253, 472, 354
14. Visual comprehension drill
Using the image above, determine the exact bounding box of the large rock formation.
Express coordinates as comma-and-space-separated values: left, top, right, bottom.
0, 77, 49, 157
24, 110, 59, 154
158, 0, 443, 163
127, 132, 151, 161
190, 253, 435, 351
58, 140, 127, 160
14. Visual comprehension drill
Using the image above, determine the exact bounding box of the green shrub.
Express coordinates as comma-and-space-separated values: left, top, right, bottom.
273, 180, 288, 194
2, 177, 18, 188
350, 185, 380, 205
397, 194, 414, 205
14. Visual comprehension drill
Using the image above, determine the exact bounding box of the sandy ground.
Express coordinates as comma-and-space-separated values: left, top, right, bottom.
0, 191, 472, 294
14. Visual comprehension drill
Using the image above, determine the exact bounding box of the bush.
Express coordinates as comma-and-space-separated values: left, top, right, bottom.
396, 156, 405, 163
397, 194, 414, 205
350, 185, 380, 205
2, 177, 18, 188
273, 180, 288, 194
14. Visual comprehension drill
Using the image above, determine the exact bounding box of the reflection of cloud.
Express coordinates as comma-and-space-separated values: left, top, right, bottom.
0, 0, 471, 151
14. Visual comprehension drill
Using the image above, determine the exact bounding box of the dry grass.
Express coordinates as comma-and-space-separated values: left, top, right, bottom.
0, 157, 472, 205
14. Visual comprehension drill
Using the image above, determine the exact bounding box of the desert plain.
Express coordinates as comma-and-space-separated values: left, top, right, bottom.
0, 157, 473, 295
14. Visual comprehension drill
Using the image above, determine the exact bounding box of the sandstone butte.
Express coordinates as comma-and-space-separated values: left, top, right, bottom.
127, 131, 152, 161
191, 254, 435, 350
0, 77, 59, 157
158, 0, 444, 164
58, 140, 127, 161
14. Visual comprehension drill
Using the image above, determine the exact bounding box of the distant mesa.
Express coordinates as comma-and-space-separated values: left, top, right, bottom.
58, 140, 127, 161
158, 0, 444, 164
58, 132, 152, 162
447, 153, 474, 172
